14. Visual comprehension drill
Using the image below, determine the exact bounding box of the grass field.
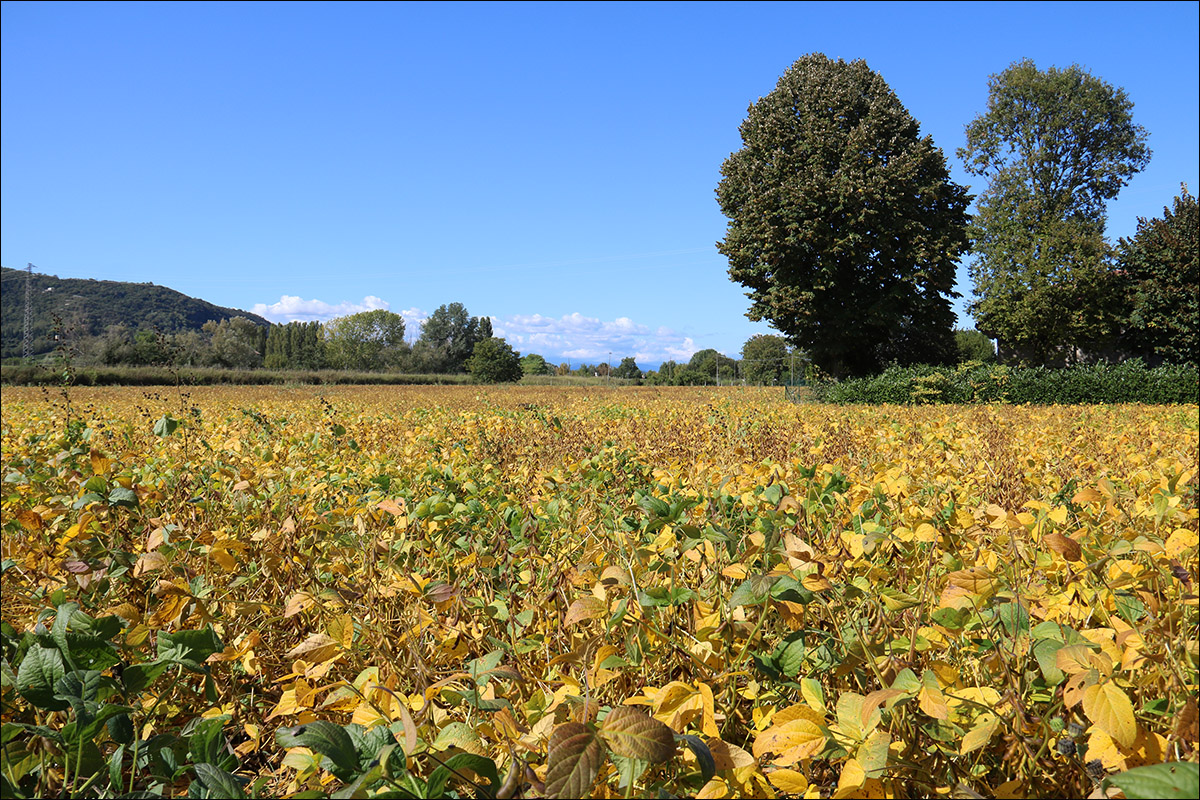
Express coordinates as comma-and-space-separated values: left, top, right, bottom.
2, 385, 1197, 798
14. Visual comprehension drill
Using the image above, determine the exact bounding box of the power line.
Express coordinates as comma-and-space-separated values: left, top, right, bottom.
23, 264, 34, 360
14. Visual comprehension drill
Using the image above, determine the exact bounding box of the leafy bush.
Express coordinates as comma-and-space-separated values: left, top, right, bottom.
1, 600, 244, 798
819, 360, 1198, 404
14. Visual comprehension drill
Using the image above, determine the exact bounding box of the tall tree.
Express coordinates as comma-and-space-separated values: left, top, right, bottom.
203, 316, 264, 369
323, 309, 407, 371
687, 349, 737, 382
740, 334, 790, 384
415, 303, 489, 373
717, 54, 971, 378
960, 59, 1151, 365
466, 337, 523, 383
612, 357, 642, 380
521, 353, 551, 376
954, 329, 997, 363
1117, 186, 1199, 365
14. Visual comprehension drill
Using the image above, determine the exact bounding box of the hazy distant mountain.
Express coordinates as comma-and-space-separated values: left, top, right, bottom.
1, 266, 269, 359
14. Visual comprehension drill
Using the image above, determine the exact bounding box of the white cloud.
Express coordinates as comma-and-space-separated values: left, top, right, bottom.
251, 299, 699, 366
251, 295, 391, 323
490, 312, 698, 365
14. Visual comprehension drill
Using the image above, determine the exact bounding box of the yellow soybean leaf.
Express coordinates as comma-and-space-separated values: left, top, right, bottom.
327, 614, 354, 649
134, 551, 168, 577
696, 776, 730, 799
281, 747, 320, 773
946, 566, 999, 596
857, 730, 890, 778
768, 768, 810, 794
89, 449, 112, 475
706, 737, 755, 771
960, 713, 1000, 754
285, 633, 340, 663
697, 681, 720, 738
914, 523, 940, 542
564, 596, 607, 626
833, 693, 879, 742
283, 591, 317, 618
1086, 725, 1167, 772
209, 542, 238, 572
834, 758, 866, 798
752, 717, 826, 766
774, 703, 826, 728
1082, 681, 1138, 749
918, 672, 949, 721
1055, 644, 1096, 676
1166, 528, 1198, 558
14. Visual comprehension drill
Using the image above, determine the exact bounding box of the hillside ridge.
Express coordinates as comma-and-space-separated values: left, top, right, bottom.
1, 266, 269, 360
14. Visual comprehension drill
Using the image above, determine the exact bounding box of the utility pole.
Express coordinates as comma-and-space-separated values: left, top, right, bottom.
23, 264, 34, 361
715, 354, 720, 387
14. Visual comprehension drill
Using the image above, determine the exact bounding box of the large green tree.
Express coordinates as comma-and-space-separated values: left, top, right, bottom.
466, 337, 523, 383
954, 329, 996, 363
960, 59, 1151, 365
740, 334, 790, 384
520, 353, 552, 376
264, 321, 326, 370
612, 357, 643, 380
323, 309, 407, 371
717, 54, 971, 378
202, 316, 264, 369
414, 303, 491, 373
1117, 186, 1199, 365
687, 349, 738, 383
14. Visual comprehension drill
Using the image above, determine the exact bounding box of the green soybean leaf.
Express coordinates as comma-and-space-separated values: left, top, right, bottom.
193, 762, 247, 799
425, 752, 500, 798
1104, 762, 1200, 799
676, 734, 716, 781
276, 721, 359, 780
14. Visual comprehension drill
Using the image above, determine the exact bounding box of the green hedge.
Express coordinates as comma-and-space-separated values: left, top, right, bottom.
816, 360, 1199, 405
0, 365, 474, 387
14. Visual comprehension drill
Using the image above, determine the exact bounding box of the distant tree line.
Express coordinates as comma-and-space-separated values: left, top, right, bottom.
513, 331, 996, 387
18, 301, 533, 383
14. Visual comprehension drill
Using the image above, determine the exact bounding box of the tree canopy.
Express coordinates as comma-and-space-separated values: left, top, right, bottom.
466, 337, 522, 383
415, 303, 491, 373
955, 329, 996, 364
520, 353, 552, 376
716, 53, 971, 378
960, 59, 1151, 365
1117, 186, 1199, 366
740, 334, 790, 384
323, 309, 407, 371
264, 321, 326, 370
612, 357, 642, 380
688, 349, 737, 383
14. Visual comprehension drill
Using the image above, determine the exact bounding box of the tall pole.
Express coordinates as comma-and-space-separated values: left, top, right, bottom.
23, 264, 34, 361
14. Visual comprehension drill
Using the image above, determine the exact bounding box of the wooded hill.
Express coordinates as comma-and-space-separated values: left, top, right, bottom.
0, 266, 268, 360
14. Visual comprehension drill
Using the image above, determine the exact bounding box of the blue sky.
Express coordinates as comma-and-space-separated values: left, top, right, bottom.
3, 1, 1197, 368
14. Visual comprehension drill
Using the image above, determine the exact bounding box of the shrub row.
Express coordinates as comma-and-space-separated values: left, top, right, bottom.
0, 364, 475, 387
816, 360, 1199, 405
